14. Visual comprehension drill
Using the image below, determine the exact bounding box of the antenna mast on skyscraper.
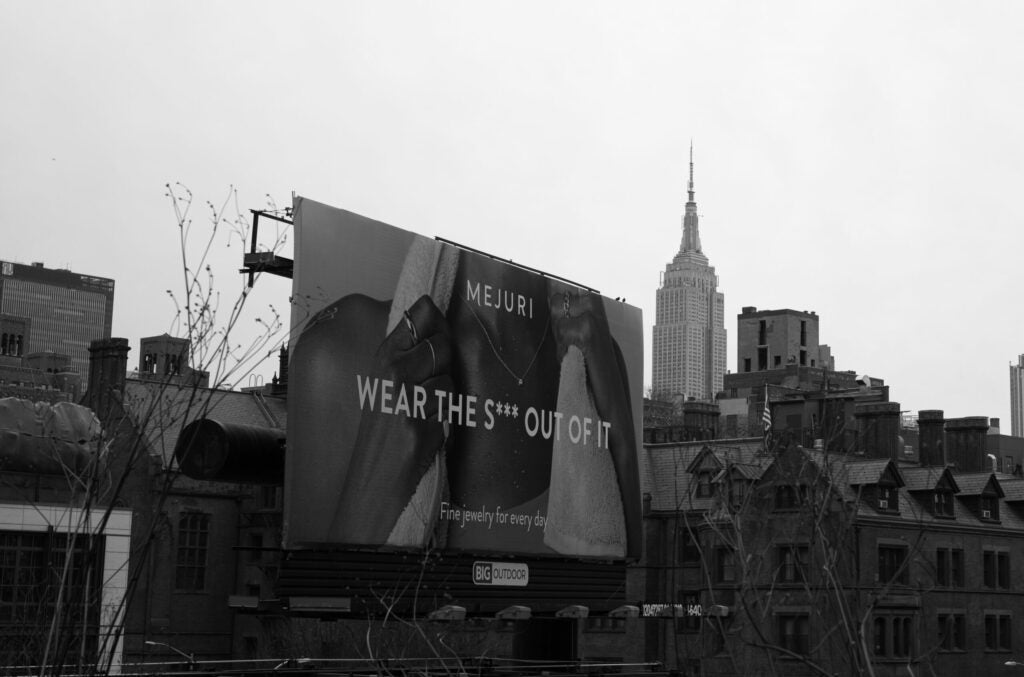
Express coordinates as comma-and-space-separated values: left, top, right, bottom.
688, 140, 695, 202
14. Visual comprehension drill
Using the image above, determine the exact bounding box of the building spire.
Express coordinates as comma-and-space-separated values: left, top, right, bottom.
680, 140, 702, 254
688, 139, 695, 203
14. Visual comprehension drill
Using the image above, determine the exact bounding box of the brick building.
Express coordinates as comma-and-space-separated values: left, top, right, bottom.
634, 404, 1024, 675
86, 337, 286, 665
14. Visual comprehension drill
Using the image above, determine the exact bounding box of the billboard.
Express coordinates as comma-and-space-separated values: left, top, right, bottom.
285, 197, 643, 560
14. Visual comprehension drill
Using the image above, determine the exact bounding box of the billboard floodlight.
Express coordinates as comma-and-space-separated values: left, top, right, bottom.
608, 605, 639, 618
555, 604, 589, 619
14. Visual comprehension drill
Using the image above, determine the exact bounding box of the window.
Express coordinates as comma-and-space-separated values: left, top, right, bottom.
776, 545, 809, 584
729, 480, 748, 509
877, 544, 908, 585
873, 616, 886, 656
936, 548, 964, 587
676, 527, 701, 565
695, 472, 713, 498
175, 513, 210, 591
874, 615, 914, 658
777, 614, 809, 654
877, 486, 897, 512
983, 549, 1010, 589
938, 613, 965, 651
773, 355, 781, 367
800, 321, 807, 346
985, 613, 1012, 651
743, 358, 751, 373
980, 495, 999, 521
758, 347, 768, 371
0, 530, 104, 660
933, 490, 954, 518
716, 547, 737, 583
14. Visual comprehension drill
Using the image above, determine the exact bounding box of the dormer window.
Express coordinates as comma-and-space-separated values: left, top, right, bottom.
696, 472, 714, 498
729, 480, 748, 509
933, 490, 955, 518
877, 486, 897, 512
980, 495, 999, 521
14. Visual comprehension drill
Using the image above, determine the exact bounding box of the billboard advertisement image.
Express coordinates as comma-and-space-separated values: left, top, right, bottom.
285, 197, 643, 560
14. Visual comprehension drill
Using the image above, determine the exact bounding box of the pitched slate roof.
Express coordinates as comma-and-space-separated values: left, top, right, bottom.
999, 478, 1024, 502
954, 472, 1004, 498
901, 466, 959, 493
642, 437, 766, 512
843, 458, 904, 487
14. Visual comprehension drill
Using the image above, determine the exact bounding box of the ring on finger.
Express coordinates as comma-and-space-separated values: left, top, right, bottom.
424, 337, 437, 378
403, 309, 420, 342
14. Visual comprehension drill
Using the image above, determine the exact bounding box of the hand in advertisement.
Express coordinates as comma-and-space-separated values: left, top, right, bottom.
548, 286, 629, 425
330, 294, 454, 545
547, 285, 642, 558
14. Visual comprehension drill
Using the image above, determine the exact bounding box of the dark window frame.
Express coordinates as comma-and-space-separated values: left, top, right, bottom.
933, 490, 955, 518
878, 544, 909, 585
716, 547, 737, 583
984, 613, 1012, 652
777, 613, 810, 655
676, 526, 701, 565
776, 544, 809, 584
936, 547, 965, 588
980, 494, 1000, 521
983, 549, 1011, 590
873, 614, 915, 659
938, 613, 966, 652
175, 512, 210, 592
877, 485, 898, 512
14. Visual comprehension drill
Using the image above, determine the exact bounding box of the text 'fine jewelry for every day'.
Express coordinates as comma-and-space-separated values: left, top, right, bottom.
461, 297, 550, 386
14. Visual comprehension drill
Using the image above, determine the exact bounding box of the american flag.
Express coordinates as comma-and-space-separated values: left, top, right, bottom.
762, 385, 772, 449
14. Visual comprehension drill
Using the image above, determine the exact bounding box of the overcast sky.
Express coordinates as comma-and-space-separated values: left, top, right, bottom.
2, 2, 1022, 426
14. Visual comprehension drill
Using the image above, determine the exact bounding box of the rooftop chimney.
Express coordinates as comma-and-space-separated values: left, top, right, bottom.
86, 338, 130, 420
917, 410, 945, 466
944, 417, 989, 472
854, 402, 901, 460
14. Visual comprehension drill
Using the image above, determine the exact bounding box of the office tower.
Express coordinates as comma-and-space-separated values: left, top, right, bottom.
0, 260, 114, 389
652, 146, 726, 401
1012, 355, 1024, 437
735, 307, 833, 374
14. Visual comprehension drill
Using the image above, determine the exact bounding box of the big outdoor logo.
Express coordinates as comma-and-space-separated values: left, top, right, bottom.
472, 561, 529, 587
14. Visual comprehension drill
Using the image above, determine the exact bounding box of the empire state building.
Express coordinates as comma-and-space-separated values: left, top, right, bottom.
652, 147, 726, 401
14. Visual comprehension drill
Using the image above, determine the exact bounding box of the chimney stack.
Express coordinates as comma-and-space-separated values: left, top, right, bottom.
86, 338, 130, 420
917, 410, 945, 466
944, 417, 989, 472
854, 402, 901, 460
